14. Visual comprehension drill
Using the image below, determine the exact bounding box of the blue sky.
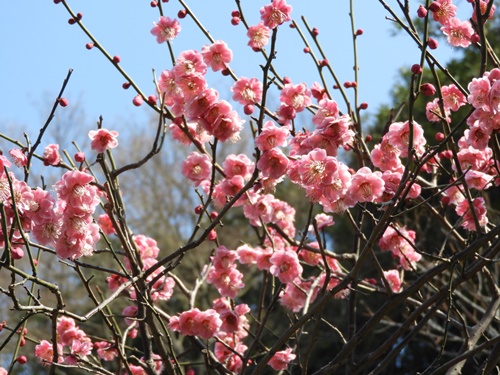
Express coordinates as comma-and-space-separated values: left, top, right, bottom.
0, 1, 470, 144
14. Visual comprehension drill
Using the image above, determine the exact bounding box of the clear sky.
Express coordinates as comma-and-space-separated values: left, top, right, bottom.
0, 1, 470, 143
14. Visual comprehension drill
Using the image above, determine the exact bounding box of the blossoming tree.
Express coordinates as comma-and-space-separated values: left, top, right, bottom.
1, 0, 500, 374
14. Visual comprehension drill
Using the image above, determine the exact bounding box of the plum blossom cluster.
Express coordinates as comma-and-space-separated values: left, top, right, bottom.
430, 68, 500, 231
0, 158, 100, 260
425, 0, 492, 48
379, 225, 421, 270
35, 317, 92, 365
246, 0, 292, 50
158, 44, 243, 144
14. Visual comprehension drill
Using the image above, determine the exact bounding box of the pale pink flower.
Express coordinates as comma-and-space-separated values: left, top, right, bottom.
88, 128, 119, 153
212, 109, 243, 142
280, 83, 312, 112
260, 0, 293, 29
310, 213, 335, 231
383, 270, 402, 293
346, 167, 385, 204
175, 308, 200, 336
270, 249, 303, 283
456, 197, 488, 231
196, 309, 223, 339
201, 41, 232, 72
312, 98, 340, 126
185, 88, 219, 118
43, 144, 61, 166
441, 18, 474, 48
9, 148, 27, 167
462, 126, 491, 150
464, 169, 493, 190
207, 266, 245, 299
441, 84, 466, 112
97, 214, 115, 235
276, 104, 296, 125
175, 73, 207, 101
468, 77, 491, 111
387, 121, 426, 158
257, 148, 289, 179
488, 79, 500, 113
232, 77, 263, 105
223, 154, 254, 180
256, 246, 274, 271
133, 234, 160, 259
471, 0, 496, 23
174, 50, 207, 77
181, 151, 212, 186
35, 340, 64, 364
425, 98, 451, 123
268, 348, 296, 371
255, 121, 290, 151
236, 244, 260, 264
311, 81, 327, 101
431, 0, 457, 25
95, 341, 118, 361
279, 278, 316, 312
151, 16, 181, 43
247, 22, 271, 50
158, 69, 182, 105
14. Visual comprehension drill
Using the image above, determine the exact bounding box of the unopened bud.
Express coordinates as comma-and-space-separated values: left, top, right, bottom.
420, 83, 436, 96
428, 37, 438, 50
132, 95, 143, 107
417, 5, 428, 18
411, 64, 422, 75
178, 9, 187, 18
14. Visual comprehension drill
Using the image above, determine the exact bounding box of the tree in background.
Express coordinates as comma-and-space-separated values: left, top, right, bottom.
1, 1, 500, 374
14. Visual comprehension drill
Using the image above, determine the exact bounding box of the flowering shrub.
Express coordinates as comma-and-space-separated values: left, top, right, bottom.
1, 0, 500, 374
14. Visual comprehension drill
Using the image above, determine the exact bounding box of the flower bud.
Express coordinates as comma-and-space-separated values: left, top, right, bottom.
420, 83, 436, 96
132, 95, 143, 107
178, 9, 187, 18
58, 98, 69, 107
113, 55, 121, 64
417, 5, 428, 18
411, 64, 422, 75
428, 38, 438, 50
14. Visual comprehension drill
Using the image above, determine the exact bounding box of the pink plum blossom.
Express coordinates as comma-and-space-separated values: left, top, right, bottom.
232, 77, 263, 105
269, 249, 303, 283
151, 16, 181, 43
88, 128, 119, 153
257, 148, 289, 179
346, 167, 385, 204
280, 83, 312, 112
247, 22, 271, 50
268, 347, 296, 371
441, 18, 474, 48
255, 121, 290, 151
173, 50, 208, 77
431, 0, 457, 25
260, 0, 293, 29
442, 84, 466, 112
43, 144, 61, 166
456, 197, 488, 231
201, 41, 233, 72
9, 148, 27, 167
383, 269, 402, 293
181, 151, 212, 186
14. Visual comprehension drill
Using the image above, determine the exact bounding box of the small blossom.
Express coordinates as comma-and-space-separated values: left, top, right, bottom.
247, 22, 271, 50
88, 129, 119, 153
260, 0, 293, 29
43, 144, 61, 166
151, 16, 181, 43
441, 18, 474, 48
268, 348, 296, 371
201, 41, 233, 72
